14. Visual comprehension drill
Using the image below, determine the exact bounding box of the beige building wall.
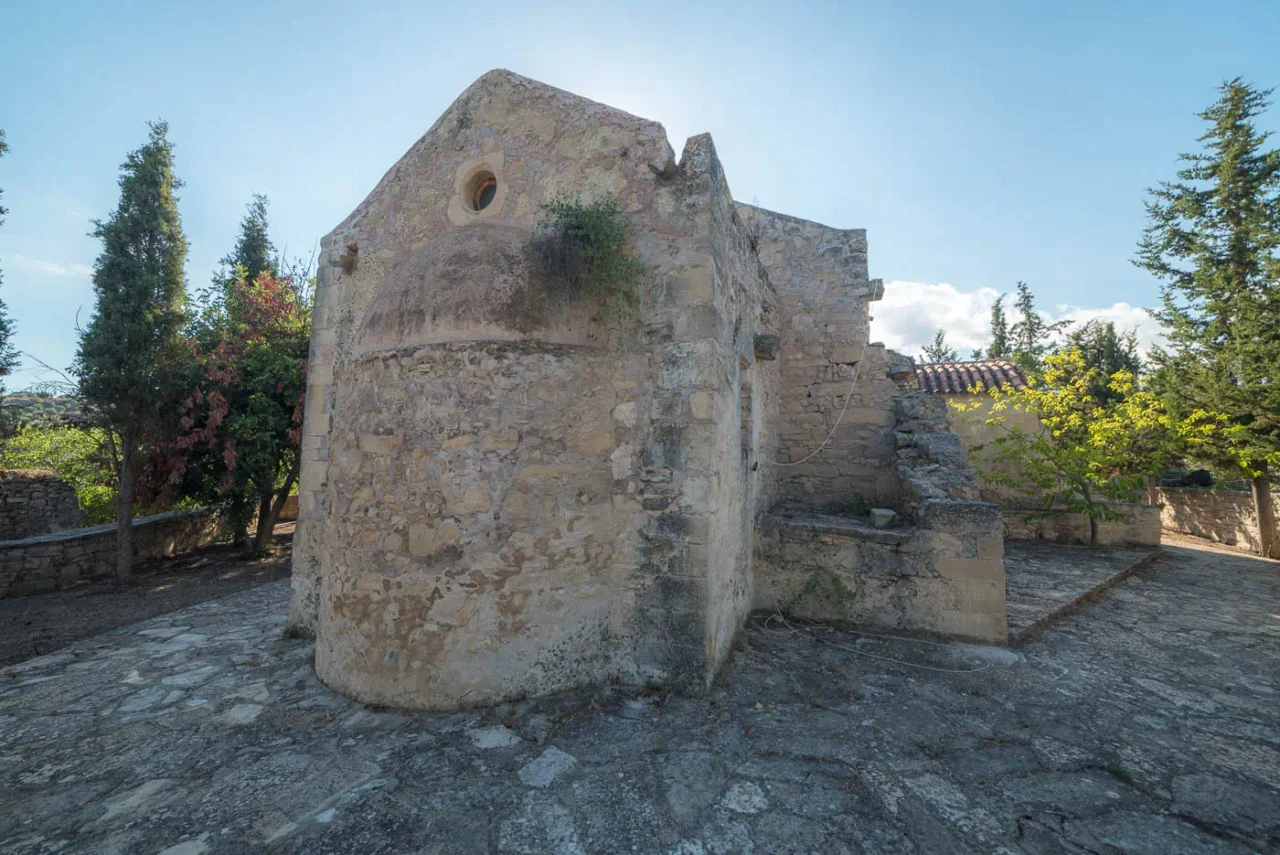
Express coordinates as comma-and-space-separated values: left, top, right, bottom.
945, 392, 1044, 505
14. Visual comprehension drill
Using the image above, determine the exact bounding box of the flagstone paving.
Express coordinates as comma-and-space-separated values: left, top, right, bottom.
1003, 541, 1158, 642
0, 540, 1276, 854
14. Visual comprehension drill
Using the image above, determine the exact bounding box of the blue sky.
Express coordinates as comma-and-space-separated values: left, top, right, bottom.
1, 0, 1277, 383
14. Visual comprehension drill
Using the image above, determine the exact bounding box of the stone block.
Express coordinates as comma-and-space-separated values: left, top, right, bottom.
870, 508, 897, 529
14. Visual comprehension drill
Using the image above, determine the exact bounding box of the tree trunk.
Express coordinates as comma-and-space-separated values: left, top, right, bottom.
1251, 468, 1278, 559
251, 458, 301, 554
251, 493, 273, 553
1081, 483, 1099, 547
115, 434, 137, 583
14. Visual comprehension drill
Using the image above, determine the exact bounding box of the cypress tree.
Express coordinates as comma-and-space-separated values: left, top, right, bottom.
208, 194, 275, 302
987, 294, 1011, 360
1009, 281, 1070, 375
1137, 79, 1280, 557
73, 121, 189, 581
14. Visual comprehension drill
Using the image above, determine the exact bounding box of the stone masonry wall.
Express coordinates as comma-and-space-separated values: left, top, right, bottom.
0, 470, 85, 540
1157, 487, 1277, 553
293, 71, 781, 709
0, 509, 218, 598
755, 500, 1007, 642
1003, 503, 1161, 547
739, 205, 894, 511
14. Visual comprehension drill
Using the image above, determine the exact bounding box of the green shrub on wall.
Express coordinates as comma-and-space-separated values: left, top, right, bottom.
0, 426, 116, 524
529, 194, 646, 330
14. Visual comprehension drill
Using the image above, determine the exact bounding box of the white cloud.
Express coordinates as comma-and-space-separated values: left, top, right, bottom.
9, 254, 93, 278
1057, 301, 1166, 355
870, 280, 1167, 360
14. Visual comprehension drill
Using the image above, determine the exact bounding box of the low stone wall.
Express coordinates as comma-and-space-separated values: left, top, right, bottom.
754, 499, 1007, 642
277, 494, 299, 523
0, 509, 219, 598
1003, 503, 1161, 547
1156, 487, 1276, 553
0, 470, 85, 540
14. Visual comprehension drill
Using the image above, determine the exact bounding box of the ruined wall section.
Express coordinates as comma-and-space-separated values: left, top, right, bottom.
739, 205, 894, 510
0, 470, 84, 540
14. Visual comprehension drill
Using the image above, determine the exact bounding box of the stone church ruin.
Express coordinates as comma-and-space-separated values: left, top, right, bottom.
287, 70, 1006, 710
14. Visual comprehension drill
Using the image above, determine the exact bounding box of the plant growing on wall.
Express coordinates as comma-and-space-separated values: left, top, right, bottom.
954, 348, 1220, 545
529, 194, 646, 330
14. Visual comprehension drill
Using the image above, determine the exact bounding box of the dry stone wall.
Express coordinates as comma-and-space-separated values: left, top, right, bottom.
1157, 487, 1276, 552
1003, 503, 1161, 547
0, 470, 84, 540
0, 509, 217, 598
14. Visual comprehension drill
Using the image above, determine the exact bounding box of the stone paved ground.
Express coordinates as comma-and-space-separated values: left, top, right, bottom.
0, 527, 294, 668
1003, 542, 1157, 641
1, 540, 1277, 854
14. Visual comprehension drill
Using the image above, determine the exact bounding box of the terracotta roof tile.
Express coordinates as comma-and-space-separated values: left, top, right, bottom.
915, 359, 1027, 394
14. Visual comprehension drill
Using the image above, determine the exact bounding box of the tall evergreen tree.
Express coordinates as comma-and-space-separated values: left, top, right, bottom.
921, 328, 959, 362
73, 121, 189, 581
1136, 78, 1280, 557
1062, 320, 1142, 404
0, 130, 20, 407
205, 194, 275, 306
987, 294, 1011, 360
1009, 281, 1070, 375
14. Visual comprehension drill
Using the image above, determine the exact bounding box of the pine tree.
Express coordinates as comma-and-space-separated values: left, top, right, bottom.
921, 329, 958, 362
1061, 320, 1142, 404
73, 122, 189, 581
206, 194, 276, 304
1009, 281, 1070, 375
987, 294, 1011, 360
0, 130, 20, 405
1136, 78, 1280, 557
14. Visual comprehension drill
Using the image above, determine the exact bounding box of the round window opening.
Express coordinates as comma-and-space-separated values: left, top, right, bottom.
469, 172, 498, 212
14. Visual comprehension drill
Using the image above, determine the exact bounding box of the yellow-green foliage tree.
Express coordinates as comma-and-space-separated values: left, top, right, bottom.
954, 349, 1220, 545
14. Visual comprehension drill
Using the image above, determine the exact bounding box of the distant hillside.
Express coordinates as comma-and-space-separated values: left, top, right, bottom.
1, 395, 88, 427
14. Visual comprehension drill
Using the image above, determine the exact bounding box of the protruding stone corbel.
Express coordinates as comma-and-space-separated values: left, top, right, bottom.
336, 241, 358, 272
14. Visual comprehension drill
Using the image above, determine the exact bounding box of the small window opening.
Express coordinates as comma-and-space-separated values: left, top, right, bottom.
468, 172, 498, 211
